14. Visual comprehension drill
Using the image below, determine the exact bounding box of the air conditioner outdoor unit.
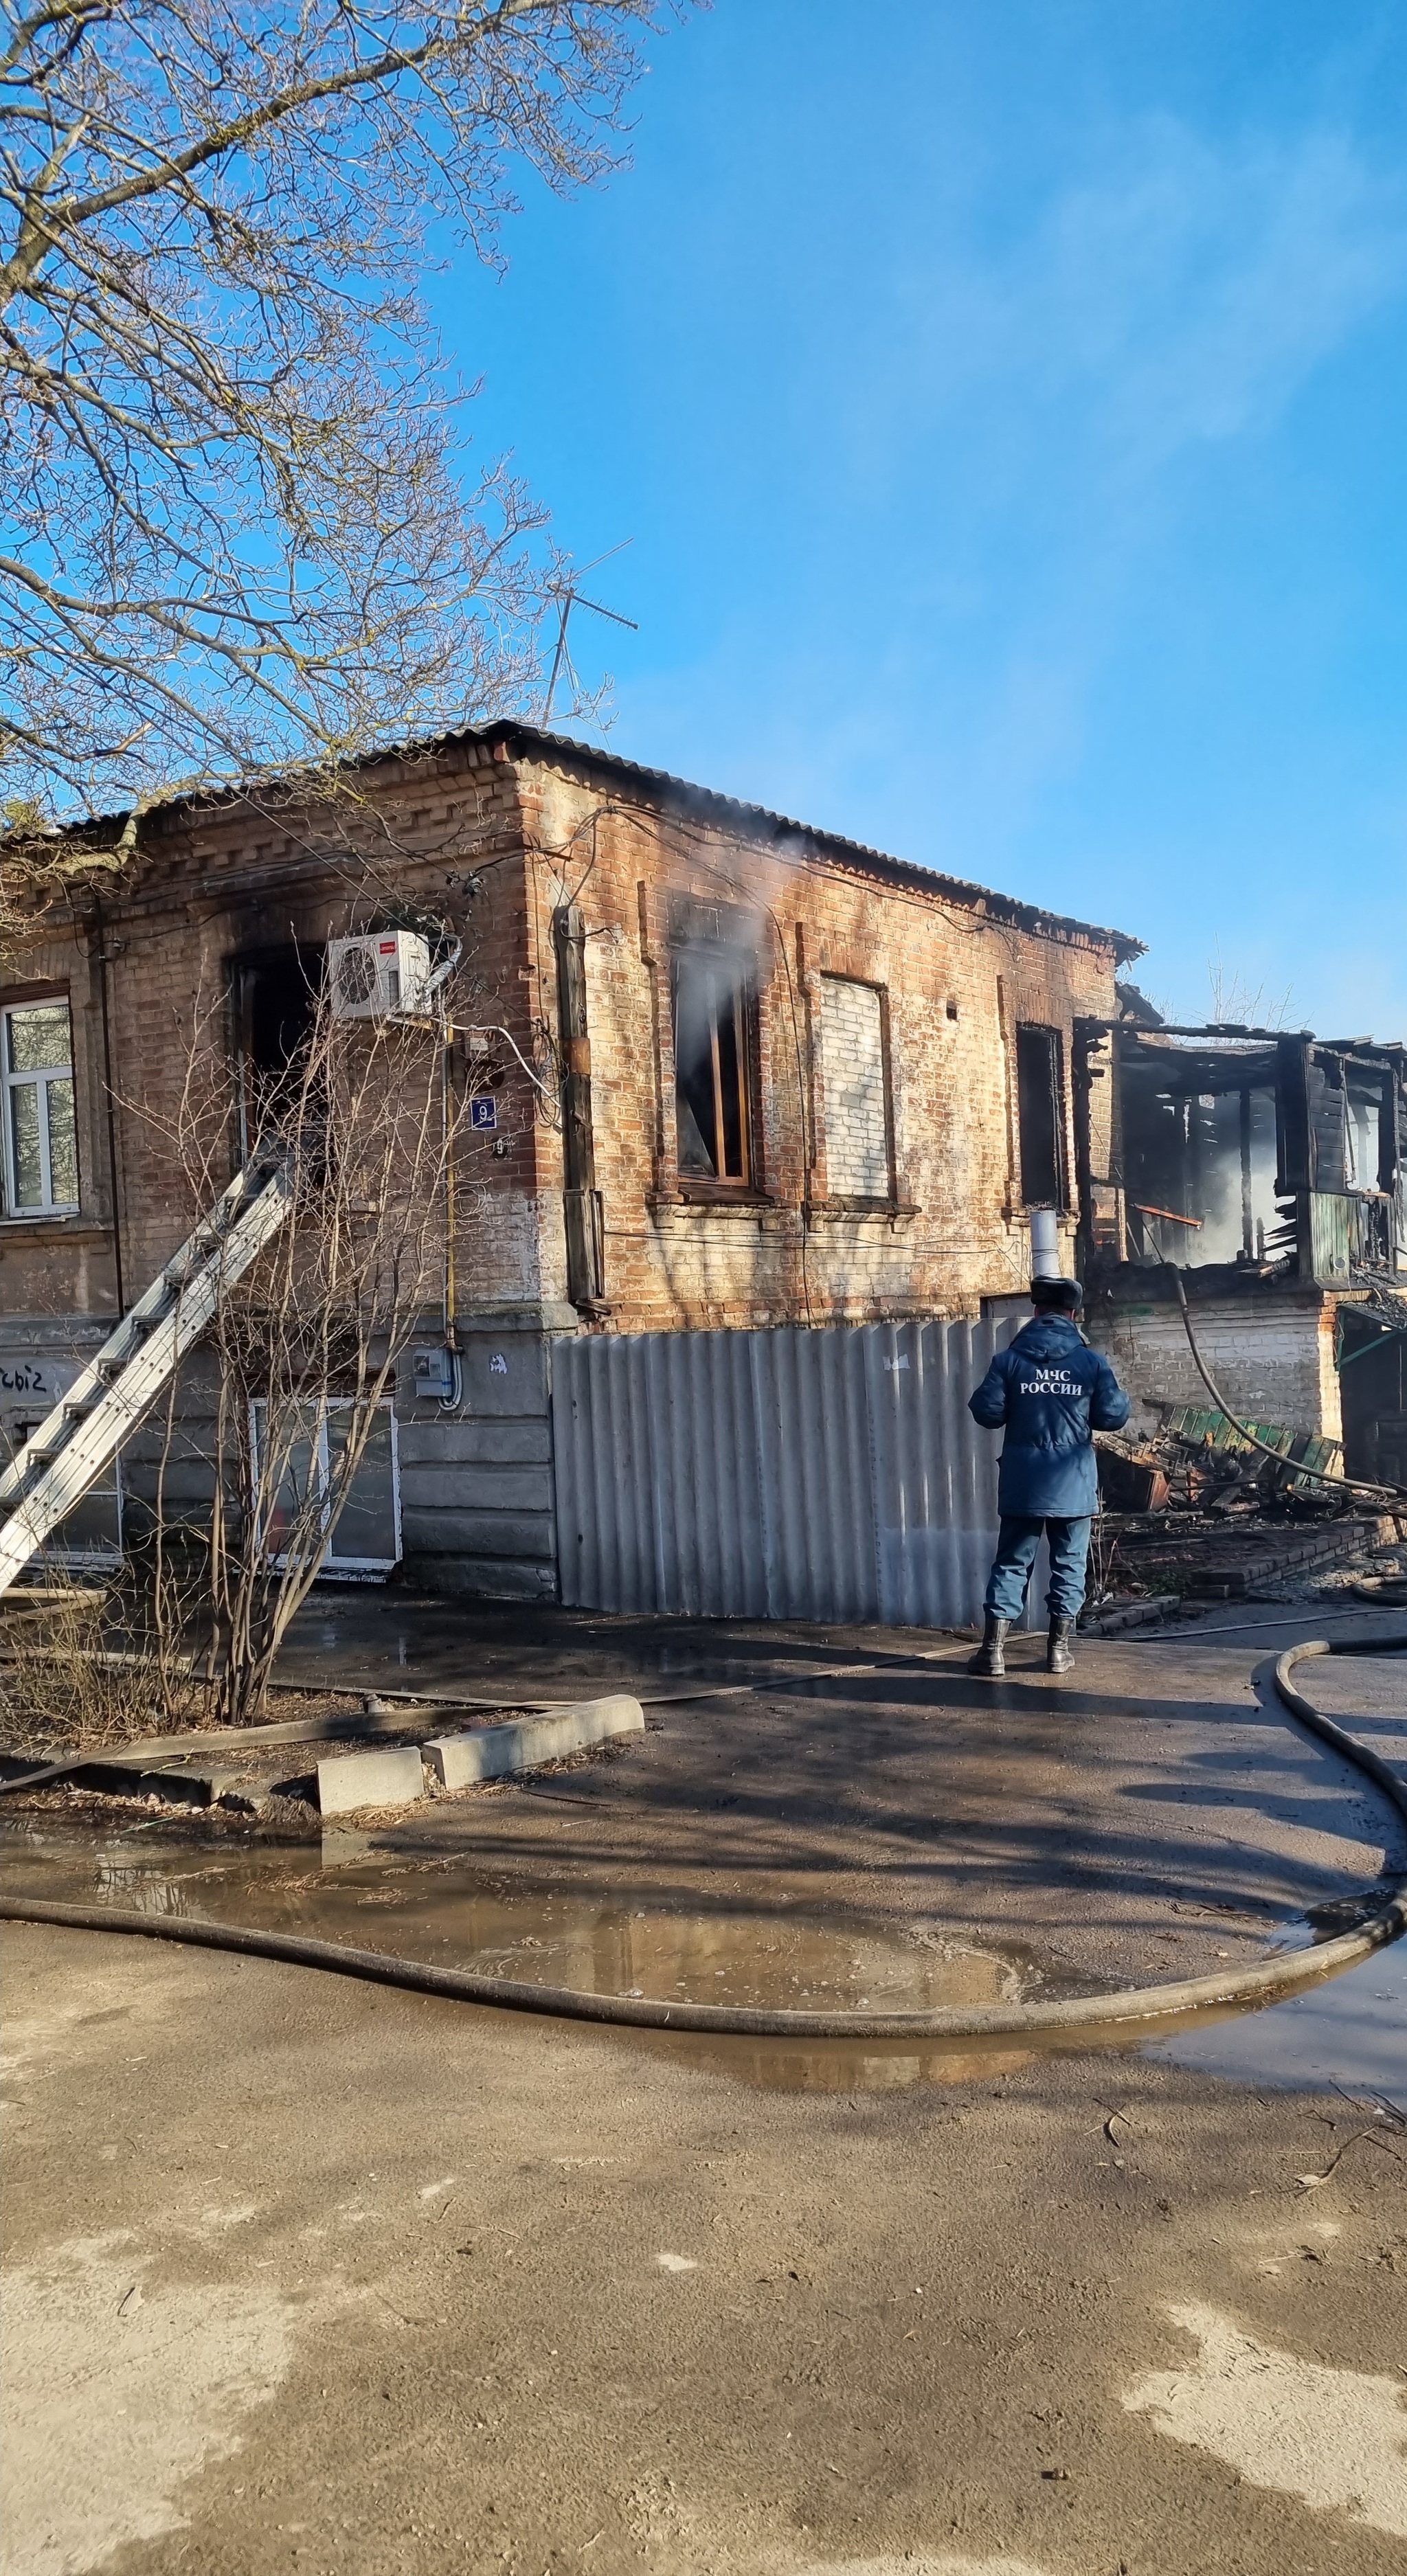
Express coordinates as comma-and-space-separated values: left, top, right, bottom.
328, 931, 431, 1021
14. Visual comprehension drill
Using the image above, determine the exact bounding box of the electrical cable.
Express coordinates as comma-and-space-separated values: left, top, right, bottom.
3, 1638, 1402, 2042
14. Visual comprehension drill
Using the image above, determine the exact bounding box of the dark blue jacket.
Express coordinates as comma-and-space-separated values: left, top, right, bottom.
968, 1315, 1131, 1519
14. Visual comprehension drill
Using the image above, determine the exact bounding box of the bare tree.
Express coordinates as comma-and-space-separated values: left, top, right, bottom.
1, 0, 675, 825
1206, 942, 1295, 1032
129, 933, 482, 1726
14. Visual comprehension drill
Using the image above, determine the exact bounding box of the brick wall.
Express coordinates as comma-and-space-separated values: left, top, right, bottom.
515, 748, 1121, 1331
1087, 1288, 1342, 1439
819, 976, 890, 1199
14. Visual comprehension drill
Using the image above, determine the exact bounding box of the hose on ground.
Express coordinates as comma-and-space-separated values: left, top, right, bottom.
2, 1639, 1403, 2044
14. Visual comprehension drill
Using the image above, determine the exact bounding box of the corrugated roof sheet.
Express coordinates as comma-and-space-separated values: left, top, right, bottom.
477, 723, 1143, 958
38, 716, 1144, 960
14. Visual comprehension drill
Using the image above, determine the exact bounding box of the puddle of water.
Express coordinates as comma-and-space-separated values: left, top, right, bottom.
1, 1818, 1083, 2094
4, 1818, 1401, 2098
1151, 1932, 1407, 2095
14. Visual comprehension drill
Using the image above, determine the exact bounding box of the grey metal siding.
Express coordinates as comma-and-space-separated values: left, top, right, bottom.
552, 1317, 1042, 1628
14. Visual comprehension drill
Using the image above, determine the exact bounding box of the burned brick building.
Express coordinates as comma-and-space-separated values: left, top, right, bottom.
2, 723, 1137, 1603
3, 722, 1399, 1612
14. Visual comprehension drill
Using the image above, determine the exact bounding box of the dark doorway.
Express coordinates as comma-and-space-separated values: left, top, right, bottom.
236, 945, 324, 1074
1016, 1024, 1066, 1208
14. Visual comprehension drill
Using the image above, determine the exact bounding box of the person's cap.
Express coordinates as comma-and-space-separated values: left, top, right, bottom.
1030, 1274, 1083, 1310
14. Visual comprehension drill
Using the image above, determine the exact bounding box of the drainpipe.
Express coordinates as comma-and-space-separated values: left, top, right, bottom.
553, 903, 603, 1309
91, 893, 126, 1319
1029, 1209, 1061, 1279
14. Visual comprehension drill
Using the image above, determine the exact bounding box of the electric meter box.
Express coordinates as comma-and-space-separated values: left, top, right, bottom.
412, 1346, 457, 1402
328, 931, 431, 1021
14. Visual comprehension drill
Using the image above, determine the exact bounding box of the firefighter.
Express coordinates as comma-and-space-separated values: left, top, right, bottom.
966, 1274, 1131, 1677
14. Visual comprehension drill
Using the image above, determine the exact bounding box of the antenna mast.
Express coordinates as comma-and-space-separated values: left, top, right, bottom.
541, 542, 638, 725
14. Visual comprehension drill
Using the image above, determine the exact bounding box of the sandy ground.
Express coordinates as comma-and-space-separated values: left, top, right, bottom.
2, 1920, 1405, 2576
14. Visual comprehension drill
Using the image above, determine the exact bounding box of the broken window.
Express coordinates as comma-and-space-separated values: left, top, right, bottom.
821, 976, 892, 1201
2, 997, 78, 1215
1015, 1024, 1067, 1209
1345, 1065, 1388, 1194
235, 945, 324, 1076
672, 943, 756, 1188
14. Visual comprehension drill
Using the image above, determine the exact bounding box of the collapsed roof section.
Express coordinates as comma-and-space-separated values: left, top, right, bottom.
1073, 1020, 1406, 1292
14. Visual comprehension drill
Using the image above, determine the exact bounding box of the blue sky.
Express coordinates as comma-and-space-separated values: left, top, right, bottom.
437, 1, 1406, 1038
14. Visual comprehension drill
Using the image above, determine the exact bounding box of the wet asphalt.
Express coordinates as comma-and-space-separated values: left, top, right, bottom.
3, 1593, 1405, 2575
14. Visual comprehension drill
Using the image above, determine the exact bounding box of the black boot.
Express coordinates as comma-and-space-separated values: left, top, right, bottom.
1046, 1615, 1075, 1675
969, 1614, 1011, 1678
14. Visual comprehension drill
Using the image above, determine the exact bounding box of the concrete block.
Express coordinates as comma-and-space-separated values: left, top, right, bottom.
316, 1743, 427, 1817
424, 1694, 644, 1791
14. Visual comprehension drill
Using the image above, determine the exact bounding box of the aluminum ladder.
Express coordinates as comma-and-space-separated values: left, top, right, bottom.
0, 1159, 293, 1595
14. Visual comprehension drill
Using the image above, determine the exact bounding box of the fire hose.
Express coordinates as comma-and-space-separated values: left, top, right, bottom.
2, 1637, 1403, 2044
1168, 1263, 1407, 1509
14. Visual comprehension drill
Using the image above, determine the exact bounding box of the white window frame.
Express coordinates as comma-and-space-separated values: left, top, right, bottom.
3, 1414, 122, 1570
1, 996, 80, 1217
249, 1397, 402, 1579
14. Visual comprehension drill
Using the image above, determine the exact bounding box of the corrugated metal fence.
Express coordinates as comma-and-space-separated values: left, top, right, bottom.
552, 1318, 1042, 1629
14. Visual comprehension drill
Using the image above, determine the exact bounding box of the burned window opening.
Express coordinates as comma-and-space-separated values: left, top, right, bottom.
1118, 1042, 1282, 1270
1081, 1024, 1406, 1288
672, 945, 756, 1189
233, 942, 326, 1160
1015, 1024, 1067, 1210
236, 944, 324, 1076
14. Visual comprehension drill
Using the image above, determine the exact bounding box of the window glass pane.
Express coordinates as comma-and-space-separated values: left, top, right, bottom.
325, 1406, 398, 1563
8, 1081, 44, 1206
46, 1077, 78, 1203
7, 1004, 71, 1075
54, 1462, 122, 1557
255, 1400, 324, 1555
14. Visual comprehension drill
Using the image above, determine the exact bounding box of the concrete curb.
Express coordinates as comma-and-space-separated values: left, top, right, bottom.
424, 1695, 645, 1792
317, 1743, 428, 1819
315, 1694, 646, 1816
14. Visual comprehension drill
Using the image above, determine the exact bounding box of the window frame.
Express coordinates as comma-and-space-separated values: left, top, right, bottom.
3, 1412, 122, 1568
1, 992, 80, 1219
249, 1396, 402, 1579
668, 923, 761, 1199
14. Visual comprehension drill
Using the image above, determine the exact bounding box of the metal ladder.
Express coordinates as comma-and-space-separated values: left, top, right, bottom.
0, 1160, 294, 1596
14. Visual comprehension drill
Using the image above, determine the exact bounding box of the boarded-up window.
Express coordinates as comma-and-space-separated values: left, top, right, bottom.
822, 978, 891, 1201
